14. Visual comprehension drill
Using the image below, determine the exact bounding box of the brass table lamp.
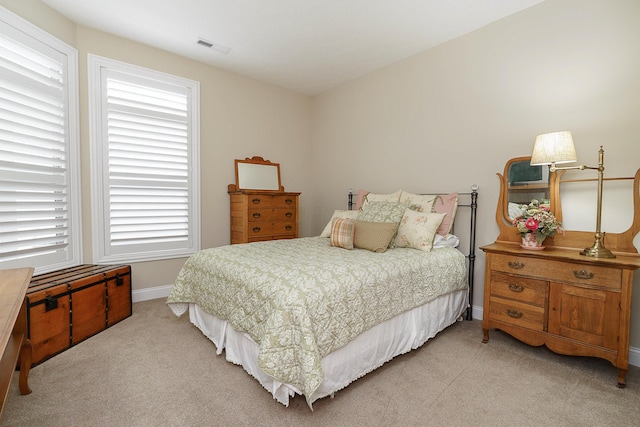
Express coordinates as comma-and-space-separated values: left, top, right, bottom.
530, 131, 615, 258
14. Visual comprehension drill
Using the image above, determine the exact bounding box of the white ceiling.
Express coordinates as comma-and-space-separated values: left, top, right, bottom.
41, 0, 545, 95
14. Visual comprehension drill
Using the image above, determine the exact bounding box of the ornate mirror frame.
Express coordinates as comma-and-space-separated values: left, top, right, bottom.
229, 156, 283, 192
495, 157, 640, 256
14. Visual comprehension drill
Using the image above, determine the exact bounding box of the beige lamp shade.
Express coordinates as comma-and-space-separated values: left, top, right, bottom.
530, 131, 577, 165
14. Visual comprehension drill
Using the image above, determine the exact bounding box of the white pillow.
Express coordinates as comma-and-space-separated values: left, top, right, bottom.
399, 191, 437, 212
394, 210, 446, 252
433, 233, 460, 249
320, 210, 359, 237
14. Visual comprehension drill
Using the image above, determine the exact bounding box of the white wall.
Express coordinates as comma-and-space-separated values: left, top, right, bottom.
310, 0, 640, 347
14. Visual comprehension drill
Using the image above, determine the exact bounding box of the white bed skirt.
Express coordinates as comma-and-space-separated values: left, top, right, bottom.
187, 289, 468, 406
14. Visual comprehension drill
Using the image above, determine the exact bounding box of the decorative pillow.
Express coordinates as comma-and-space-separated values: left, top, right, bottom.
320, 210, 359, 237
433, 193, 458, 236
433, 233, 460, 249
330, 217, 356, 250
357, 201, 406, 223
354, 189, 369, 210
394, 210, 446, 252
361, 190, 401, 210
399, 191, 437, 212
354, 221, 399, 253
358, 201, 406, 248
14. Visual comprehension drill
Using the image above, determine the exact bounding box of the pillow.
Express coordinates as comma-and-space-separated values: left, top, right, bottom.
399, 191, 437, 212
433, 193, 458, 236
394, 210, 446, 252
357, 201, 406, 223
358, 201, 406, 248
361, 190, 401, 210
354, 189, 369, 210
320, 210, 359, 237
354, 221, 398, 253
330, 217, 356, 250
433, 233, 460, 249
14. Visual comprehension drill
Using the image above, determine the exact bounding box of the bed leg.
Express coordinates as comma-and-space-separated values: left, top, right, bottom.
482, 328, 489, 343
330, 392, 335, 399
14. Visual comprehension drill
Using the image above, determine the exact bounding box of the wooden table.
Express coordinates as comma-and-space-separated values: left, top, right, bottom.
0, 267, 34, 419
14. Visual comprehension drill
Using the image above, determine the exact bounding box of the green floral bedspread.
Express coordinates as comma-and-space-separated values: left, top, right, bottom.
167, 237, 467, 405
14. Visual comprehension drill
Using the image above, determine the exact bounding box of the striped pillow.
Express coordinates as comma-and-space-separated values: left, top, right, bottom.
330, 217, 356, 250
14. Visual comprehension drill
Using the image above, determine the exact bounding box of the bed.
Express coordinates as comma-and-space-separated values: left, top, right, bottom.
167, 187, 478, 408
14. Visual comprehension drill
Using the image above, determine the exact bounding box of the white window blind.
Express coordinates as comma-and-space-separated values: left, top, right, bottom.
89, 55, 200, 263
0, 7, 81, 273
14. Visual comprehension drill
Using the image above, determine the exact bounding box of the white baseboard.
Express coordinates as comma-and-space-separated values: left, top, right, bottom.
470, 304, 640, 368
629, 346, 640, 368
132, 284, 173, 303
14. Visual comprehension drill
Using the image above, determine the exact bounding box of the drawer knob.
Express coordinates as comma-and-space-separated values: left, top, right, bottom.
253, 212, 261, 218
285, 212, 293, 218
252, 198, 261, 204
285, 225, 292, 231
252, 226, 261, 233
285, 199, 293, 204
508, 261, 525, 270
506, 309, 523, 319
508, 283, 524, 292
573, 270, 594, 280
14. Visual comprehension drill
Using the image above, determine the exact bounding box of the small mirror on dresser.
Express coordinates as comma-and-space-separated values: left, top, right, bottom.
504, 157, 551, 221
495, 156, 555, 244
233, 156, 282, 192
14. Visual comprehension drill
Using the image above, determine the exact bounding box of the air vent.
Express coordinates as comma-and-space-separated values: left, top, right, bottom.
197, 38, 231, 54
197, 39, 213, 48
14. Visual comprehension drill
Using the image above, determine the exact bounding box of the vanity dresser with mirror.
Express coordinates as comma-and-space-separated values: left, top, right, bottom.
481, 157, 640, 387
228, 156, 300, 244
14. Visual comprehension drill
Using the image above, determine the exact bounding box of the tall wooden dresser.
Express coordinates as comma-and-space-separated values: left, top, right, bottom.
481, 158, 640, 387
228, 156, 300, 244
228, 190, 300, 244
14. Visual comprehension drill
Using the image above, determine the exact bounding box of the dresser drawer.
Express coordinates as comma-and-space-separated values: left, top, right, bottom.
489, 296, 545, 331
229, 190, 300, 244
491, 272, 547, 306
247, 222, 297, 238
246, 195, 297, 208
248, 208, 296, 222
491, 254, 622, 289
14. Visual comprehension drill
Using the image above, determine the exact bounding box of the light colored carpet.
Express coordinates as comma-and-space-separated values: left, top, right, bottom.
3, 298, 639, 426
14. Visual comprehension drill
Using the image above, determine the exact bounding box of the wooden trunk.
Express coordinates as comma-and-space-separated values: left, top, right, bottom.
26, 264, 132, 366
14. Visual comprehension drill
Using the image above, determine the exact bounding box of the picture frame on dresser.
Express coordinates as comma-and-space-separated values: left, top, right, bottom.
481, 157, 640, 387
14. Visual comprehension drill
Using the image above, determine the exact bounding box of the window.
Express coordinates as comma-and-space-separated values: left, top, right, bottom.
88, 55, 200, 263
0, 7, 81, 274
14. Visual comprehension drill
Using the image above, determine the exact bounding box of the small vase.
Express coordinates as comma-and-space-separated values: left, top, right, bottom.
521, 232, 545, 250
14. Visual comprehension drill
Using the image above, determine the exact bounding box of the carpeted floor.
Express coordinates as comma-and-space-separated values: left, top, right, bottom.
3, 298, 640, 426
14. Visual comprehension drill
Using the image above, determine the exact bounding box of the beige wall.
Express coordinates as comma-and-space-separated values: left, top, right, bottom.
311, 0, 640, 347
1, 0, 312, 291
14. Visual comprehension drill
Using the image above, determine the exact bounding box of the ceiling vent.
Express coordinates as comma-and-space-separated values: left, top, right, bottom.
197, 38, 231, 54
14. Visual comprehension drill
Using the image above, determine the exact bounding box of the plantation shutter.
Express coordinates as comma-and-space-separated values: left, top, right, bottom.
0, 13, 81, 272
90, 56, 200, 262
